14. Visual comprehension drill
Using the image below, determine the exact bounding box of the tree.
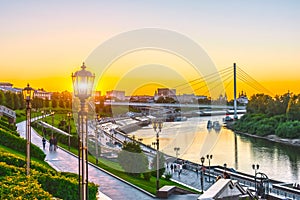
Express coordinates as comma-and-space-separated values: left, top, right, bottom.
4, 92, 14, 109
18, 93, 25, 109
59, 99, 65, 108
51, 99, 57, 108
246, 94, 273, 114
0, 90, 4, 105
44, 99, 50, 108
151, 152, 165, 178
12, 93, 20, 110
118, 141, 148, 177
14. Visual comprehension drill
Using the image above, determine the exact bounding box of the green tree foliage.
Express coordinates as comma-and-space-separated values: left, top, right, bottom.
275, 121, 300, 139
44, 98, 50, 108
12, 93, 20, 110
151, 152, 165, 178
58, 119, 68, 132
51, 99, 57, 108
246, 94, 273, 115
4, 91, 14, 109
59, 99, 65, 108
234, 92, 300, 139
18, 93, 25, 109
118, 141, 149, 177
0, 90, 5, 105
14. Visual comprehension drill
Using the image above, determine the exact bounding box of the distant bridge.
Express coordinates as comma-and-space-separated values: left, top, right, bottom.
0, 105, 16, 124
104, 101, 246, 110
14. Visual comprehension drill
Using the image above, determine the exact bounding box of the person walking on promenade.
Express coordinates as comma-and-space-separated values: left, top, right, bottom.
53, 136, 57, 151
42, 137, 46, 150
49, 136, 54, 151
170, 164, 174, 173
179, 164, 183, 177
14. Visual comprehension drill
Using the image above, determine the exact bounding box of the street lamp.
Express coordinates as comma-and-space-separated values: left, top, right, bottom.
41, 110, 45, 136
72, 62, 95, 200
95, 114, 100, 164
206, 154, 213, 183
174, 147, 180, 160
252, 164, 259, 195
223, 163, 227, 173
67, 112, 72, 151
51, 111, 55, 136
200, 156, 205, 193
152, 142, 157, 149
22, 83, 34, 176
152, 119, 163, 193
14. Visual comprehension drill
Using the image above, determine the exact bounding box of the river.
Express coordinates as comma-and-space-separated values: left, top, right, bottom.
130, 115, 300, 183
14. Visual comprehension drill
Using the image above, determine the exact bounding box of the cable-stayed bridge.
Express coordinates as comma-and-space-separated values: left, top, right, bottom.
104, 63, 271, 118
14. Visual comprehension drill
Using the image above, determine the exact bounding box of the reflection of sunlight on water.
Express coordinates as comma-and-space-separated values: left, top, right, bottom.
132, 116, 222, 163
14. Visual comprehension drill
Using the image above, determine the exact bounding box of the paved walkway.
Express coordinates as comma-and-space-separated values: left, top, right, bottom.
17, 121, 154, 200
166, 164, 215, 192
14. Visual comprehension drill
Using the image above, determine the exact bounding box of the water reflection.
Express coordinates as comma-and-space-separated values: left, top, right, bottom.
133, 116, 300, 183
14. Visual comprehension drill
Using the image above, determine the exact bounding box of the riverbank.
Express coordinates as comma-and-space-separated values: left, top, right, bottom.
226, 122, 300, 147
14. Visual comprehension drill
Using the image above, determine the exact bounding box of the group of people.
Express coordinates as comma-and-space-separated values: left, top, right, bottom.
42, 135, 58, 152
166, 162, 183, 176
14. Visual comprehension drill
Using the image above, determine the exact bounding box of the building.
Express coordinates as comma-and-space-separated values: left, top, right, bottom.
237, 91, 248, 104
34, 88, 52, 100
106, 90, 125, 101
0, 82, 21, 94
0, 82, 13, 88
154, 88, 176, 101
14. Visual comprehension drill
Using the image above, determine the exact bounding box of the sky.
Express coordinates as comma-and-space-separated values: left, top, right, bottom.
0, 0, 299, 98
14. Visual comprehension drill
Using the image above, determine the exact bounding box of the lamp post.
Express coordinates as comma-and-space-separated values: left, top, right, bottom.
51, 111, 55, 136
22, 84, 34, 176
152, 119, 163, 193
95, 114, 100, 164
206, 154, 213, 183
67, 112, 72, 151
252, 164, 259, 196
152, 142, 157, 149
174, 147, 180, 160
72, 62, 95, 200
200, 156, 205, 193
41, 110, 45, 137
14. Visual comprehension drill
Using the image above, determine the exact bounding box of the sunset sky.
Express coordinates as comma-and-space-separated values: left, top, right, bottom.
0, 0, 299, 99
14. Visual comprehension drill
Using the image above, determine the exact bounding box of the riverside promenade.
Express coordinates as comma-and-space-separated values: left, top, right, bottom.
16, 120, 155, 200
16, 119, 203, 200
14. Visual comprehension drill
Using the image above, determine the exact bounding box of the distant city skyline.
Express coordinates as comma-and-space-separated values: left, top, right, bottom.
0, 1, 299, 97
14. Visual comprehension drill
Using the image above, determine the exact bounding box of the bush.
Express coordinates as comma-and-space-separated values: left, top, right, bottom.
164, 172, 172, 181
275, 121, 300, 139
0, 128, 45, 160
143, 171, 152, 181
37, 173, 98, 200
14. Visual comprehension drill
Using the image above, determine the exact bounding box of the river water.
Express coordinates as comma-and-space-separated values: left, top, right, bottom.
130, 115, 300, 183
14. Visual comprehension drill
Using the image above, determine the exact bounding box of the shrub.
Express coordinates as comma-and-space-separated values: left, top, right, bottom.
0, 128, 45, 160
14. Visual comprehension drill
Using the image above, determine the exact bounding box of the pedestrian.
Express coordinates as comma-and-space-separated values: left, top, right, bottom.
170, 164, 174, 173
42, 137, 46, 150
53, 136, 57, 151
49, 136, 53, 151
174, 164, 177, 172
179, 164, 182, 177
